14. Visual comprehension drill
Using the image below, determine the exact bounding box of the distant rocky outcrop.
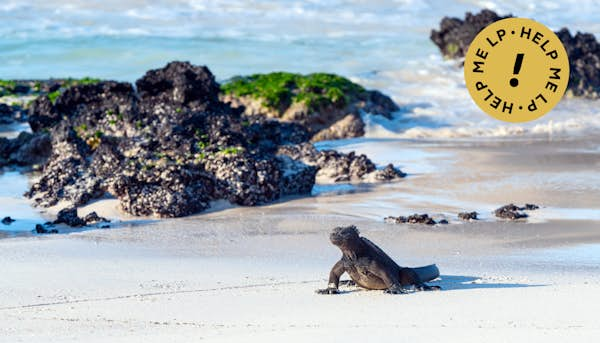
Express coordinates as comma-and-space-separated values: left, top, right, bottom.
431, 9, 600, 98
0, 131, 51, 167
22, 61, 400, 218
430, 9, 510, 59
220, 72, 398, 141
494, 203, 539, 220
554, 29, 600, 98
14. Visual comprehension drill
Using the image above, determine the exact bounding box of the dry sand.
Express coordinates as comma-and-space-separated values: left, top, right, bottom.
1, 137, 600, 342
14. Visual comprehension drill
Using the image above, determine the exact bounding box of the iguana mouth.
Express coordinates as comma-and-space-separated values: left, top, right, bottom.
329, 225, 360, 246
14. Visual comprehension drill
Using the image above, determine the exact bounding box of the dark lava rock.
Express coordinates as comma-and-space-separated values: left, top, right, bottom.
494, 203, 539, 220
25, 132, 101, 207
136, 61, 222, 112
1, 216, 15, 225
29, 81, 137, 133
458, 211, 478, 221
241, 116, 310, 153
374, 163, 406, 181
275, 155, 318, 197
28, 96, 59, 132
54, 207, 86, 227
523, 203, 539, 210
277, 143, 376, 181
438, 219, 449, 225
25, 61, 389, 218
83, 212, 110, 224
204, 153, 280, 206
0, 103, 13, 124
430, 9, 510, 59
35, 224, 58, 234
310, 113, 365, 142
431, 9, 600, 98
10, 132, 52, 166
34, 224, 44, 233
0, 138, 9, 166
385, 214, 437, 225
407, 214, 437, 225
109, 162, 216, 217
221, 73, 398, 141
201, 153, 316, 207
364, 90, 399, 116
384, 216, 405, 224
494, 204, 528, 220
0, 132, 52, 168
52, 208, 108, 227
555, 29, 600, 98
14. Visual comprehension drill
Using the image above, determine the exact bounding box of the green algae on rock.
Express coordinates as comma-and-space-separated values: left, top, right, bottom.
221, 72, 366, 112
220, 72, 398, 141
0, 80, 17, 96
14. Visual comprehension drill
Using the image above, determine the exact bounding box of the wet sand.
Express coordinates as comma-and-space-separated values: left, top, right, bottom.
1, 136, 600, 342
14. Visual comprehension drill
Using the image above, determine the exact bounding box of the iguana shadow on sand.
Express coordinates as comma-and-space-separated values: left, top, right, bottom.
317, 225, 441, 295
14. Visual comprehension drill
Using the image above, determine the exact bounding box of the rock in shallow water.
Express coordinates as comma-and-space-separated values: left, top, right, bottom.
54, 207, 86, 227
83, 212, 110, 224
1, 216, 15, 225
458, 211, 478, 221
0, 132, 52, 168
374, 163, 406, 181
310, 113, 365, 142
277, 143, 406, 183
277, 143, 375, 181
384, 214, 437, 225
35, 223, 58, 234
494, 203, 539, 220
431, 9, 600, 98
53, 207, 110, 227
0, 104, 13, 124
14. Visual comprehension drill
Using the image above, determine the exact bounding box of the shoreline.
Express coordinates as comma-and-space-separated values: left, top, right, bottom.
2, 134, 599, 234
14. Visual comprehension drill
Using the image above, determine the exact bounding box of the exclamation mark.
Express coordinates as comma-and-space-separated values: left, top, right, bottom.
510, 53, 524, 87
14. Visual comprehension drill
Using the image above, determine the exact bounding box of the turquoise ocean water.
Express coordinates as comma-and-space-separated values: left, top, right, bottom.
2, 0, 600, 138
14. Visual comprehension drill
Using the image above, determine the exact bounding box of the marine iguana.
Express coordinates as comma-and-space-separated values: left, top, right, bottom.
317, 225, 441, 294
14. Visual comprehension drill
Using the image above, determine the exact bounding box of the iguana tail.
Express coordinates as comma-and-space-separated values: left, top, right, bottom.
412, 264, 440, 282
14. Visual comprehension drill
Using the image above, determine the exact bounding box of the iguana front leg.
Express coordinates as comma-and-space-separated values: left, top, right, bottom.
316, 259, 345, 294
366, 262, 407, 294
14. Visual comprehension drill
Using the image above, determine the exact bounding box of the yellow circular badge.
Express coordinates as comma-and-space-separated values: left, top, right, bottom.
464, 18, 569, 123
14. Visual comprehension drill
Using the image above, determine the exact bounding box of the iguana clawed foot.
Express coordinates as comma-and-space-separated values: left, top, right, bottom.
338, 280, 356, 287
315, 287, 339, 295
418, 285, 442, 291
384, 285, 410, 294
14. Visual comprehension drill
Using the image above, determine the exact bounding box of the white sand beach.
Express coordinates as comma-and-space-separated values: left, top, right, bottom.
2, 137, 600, 342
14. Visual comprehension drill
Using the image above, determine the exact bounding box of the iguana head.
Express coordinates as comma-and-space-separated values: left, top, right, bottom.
330, 225, 360, 249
